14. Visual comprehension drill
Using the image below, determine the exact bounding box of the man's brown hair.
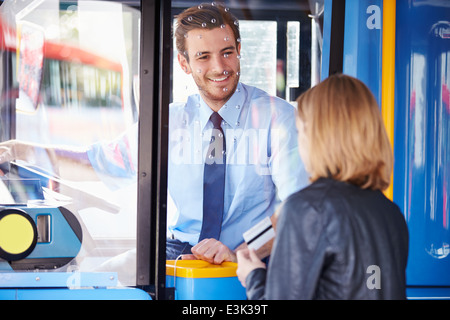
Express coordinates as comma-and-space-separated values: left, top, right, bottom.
174, 3, 240, 60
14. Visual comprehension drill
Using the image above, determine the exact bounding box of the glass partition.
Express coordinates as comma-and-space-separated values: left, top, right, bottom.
166, 0, 320, 267
0, 0, 140, 287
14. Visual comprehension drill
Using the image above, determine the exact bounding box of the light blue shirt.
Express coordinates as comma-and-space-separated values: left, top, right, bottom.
168, 82, 309, 249
87, 127, 138, 190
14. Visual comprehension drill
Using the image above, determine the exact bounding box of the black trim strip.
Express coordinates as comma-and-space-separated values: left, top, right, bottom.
328, 0, 346, 75
137, 0, 170, 300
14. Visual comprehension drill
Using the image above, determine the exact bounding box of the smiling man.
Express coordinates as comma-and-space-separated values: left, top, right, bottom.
177, 23, 240, 111
167, 3, 309, 263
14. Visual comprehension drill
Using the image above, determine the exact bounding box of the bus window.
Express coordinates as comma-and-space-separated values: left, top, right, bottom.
239, 20, 277, 96
0, 1, 140, 286
16, 22, 45, 113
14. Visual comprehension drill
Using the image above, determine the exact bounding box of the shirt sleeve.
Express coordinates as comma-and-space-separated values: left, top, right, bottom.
86, 123, 138, 189
268, 100, 309, 200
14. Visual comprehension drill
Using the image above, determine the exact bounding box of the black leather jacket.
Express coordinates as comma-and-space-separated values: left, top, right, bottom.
245, 178, 409, 300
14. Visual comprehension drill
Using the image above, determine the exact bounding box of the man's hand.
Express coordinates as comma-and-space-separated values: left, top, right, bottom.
182, 238, 236, 264
0, 140, 20, 176
0, 140, 17, 165
0, 140, 39, 166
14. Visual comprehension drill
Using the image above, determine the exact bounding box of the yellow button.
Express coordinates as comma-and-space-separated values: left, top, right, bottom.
0, 213, 36, 254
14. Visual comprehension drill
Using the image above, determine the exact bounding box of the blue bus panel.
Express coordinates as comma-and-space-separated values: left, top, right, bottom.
394, 0, 450, 286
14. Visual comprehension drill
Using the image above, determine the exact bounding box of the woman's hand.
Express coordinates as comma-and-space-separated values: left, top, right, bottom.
236, 248, 266, 288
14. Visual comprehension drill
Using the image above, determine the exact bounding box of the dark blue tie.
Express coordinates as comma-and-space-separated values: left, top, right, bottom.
199, 112, 226, 241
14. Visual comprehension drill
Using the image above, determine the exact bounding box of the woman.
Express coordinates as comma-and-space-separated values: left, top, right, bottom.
236, 74, 409, 299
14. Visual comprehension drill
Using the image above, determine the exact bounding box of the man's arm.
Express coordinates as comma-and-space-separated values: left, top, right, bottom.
0, 139, 95, 180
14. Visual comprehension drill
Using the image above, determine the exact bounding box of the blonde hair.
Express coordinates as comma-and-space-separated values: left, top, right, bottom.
296, 74, 393, 191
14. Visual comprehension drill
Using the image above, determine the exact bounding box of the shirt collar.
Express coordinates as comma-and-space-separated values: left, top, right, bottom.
198, 82, 246, 131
